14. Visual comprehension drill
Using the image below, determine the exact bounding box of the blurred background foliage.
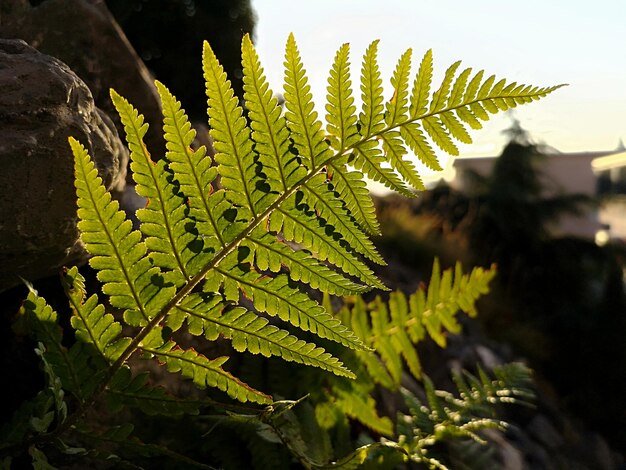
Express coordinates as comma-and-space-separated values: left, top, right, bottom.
375, 124, 626, 450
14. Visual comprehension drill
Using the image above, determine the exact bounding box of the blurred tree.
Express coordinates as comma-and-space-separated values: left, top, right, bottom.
418, 123, 626, 449
106, 0, 256, 122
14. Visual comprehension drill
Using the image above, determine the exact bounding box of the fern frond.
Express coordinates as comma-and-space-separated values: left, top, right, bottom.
203, 40, 265, 215
156, 81, 224, 252
139, 327, 271, 404
212, 255, 367, 351
62, 267, 130, 363
351, 141, 413, 196
409, 49, 433, 118
20, 290, 83, 397
358, 40, 385, 137
111, 90, 201, 285
413, 260, 496, 348
302, 174, 384, 264
269, 195, 386, 290
243, 229, 368, 296
386, 48, 412, 126
430, 60, 462, 112
326, 43, 359, 151
70, 138, 174, 326
176, 295, 355, 378
397, 364, 535, 463
338, 260, 496, 387
325, 161, 380, 236
284, 32, 333, 169
387, 291, 422, 379
380, 131, 425, 190
399, 123, 442, 171
242, 34, 303, 195
333, 386, 394, 436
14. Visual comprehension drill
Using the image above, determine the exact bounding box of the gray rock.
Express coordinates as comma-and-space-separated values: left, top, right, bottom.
0, 0, 165, 173
0, 39, 128, 291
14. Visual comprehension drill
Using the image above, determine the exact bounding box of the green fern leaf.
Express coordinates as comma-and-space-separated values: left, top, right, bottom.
430, 60, 462, 112
176, 295, 355, 378
423, 116, 459, 156
241, 34, 303, 194
341, 300, 396, 389
326, 43, 359, 151
326, 162, 380, 235
284, 33, 333, 168
70, 138, 174, 326
399, 123, 442, 171
140, 327, 271, 404
156, 81, 224, 252
409, 49, 433, 118
203, 40, 265, 215
440, 111, 472, 144
334, 387, 394, 436
387, 291, 422, 379
303, 173, 384, 264
269, 195, 386, 289
20, 291, 83, 398
448, 67, 472, 108
351, 142, 412, 196
380, 131, 425, 191
243, 229, 368, 296
111, 90, 201, 285
358, 40, 385, 136
62, 267, 130, 363
386, 48, 412, 126
213, 256, 367, 351
370, 298, 403, 385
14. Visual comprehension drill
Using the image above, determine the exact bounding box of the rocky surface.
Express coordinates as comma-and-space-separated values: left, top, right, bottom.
0, 39, 128, 292
1, 0, 165, 170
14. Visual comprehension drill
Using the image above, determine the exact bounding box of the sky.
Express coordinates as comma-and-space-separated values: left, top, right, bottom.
250, 0, 626, 183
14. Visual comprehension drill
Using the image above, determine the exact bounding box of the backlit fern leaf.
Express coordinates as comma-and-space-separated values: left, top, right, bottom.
62, 267, 130, 364
340, 260, 497, 388
326, 43, 359, 151
111, 90, 201, 285
9, 33, 560, 465
327, 162, 380, 235
175, 295, 354, 378
284, 33, 333, 169
203, 40, 264, 216
139, 327, 271, 404
242, 228, 367, 296
156, 81, 223, 252
65, 33, 553, 409
242, 35, 302, 195
70, 138, 174, 327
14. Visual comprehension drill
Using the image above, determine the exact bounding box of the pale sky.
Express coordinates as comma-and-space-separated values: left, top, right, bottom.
251, 0, 626, 182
